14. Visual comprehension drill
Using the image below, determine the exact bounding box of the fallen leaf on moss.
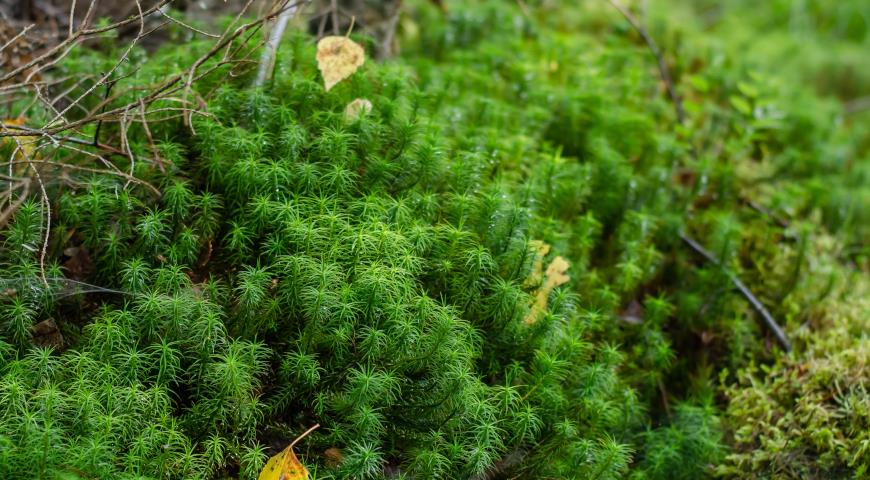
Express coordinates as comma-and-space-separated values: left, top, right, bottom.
524, 255, 570, 325
2, 117, 37, 162
543, 256, 570, 290
344, 98, 373, 121
316, 36, 365, 92
258, 445, 308, 480
31, 318, 63, 350
524, 240, 551, 287
259, 424, 319, 480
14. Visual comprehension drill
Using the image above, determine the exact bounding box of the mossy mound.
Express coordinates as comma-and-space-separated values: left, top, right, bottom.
0, 0, 867, 478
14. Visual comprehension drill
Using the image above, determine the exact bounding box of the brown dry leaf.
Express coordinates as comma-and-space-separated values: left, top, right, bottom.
316, 36, 365, 92
324, 447, 344, 468
31, 318, 64, 350
258, 445, 308, 480
344, 98, 373, 121
524, 255, 570, 325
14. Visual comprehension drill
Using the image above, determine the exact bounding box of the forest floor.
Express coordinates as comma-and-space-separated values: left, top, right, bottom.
1, 1, 869, 479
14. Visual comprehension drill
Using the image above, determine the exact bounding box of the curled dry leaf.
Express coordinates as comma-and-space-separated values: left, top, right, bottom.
524, 255, 571, 325
316, 36, 365, 92
344, 98, 373, 121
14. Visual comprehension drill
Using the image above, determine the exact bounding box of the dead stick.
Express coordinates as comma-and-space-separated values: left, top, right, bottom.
289, 423, 320, 449
605, 0, 685, 123
254, 0, 299, 87
680, 233, 791, 351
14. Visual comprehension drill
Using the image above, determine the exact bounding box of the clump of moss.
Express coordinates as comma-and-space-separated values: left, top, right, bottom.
0, 0, 868, 478
719, 270, 870, 479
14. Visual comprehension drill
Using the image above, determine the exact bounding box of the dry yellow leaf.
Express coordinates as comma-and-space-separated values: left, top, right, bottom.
524, 240, 551, 287
2, 117, 26, 129
316, 36, 365, 92
258, 445, 308, 480
1, 117, 37, 162
344, 98, 373, 121
524, 255, 570, 325
543, 256, 570, 290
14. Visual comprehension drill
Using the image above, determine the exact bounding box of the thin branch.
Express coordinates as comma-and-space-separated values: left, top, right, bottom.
27, 161, 50, 286
746, 199, 790, 229
289, 423, 320, 449
81, 0, 100, 31
0, 24, 35, 54
680, 233, 791, 351
604, 0, 685, 123
93, 77, 117, 146
45, 0, 148, 128
2, 159, 160, 196
0, 0, 172, 84
157, 8, 220, 38
138, 97, 165, 173
0, 180, 31, 229
2, 123, 126, 156
68, 0, 77, 37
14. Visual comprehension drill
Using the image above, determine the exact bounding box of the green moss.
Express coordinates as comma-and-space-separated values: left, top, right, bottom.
0, 0, 868, 478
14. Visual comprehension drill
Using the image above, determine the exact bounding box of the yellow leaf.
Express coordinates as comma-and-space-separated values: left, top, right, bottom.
258, 445, 308, 480
524, 240, 551, 288
2, 117, 37, 162
316, 36, 365, 92
543, 256, 570, 290
524, 255, 570, 325
344, 98, 373, 121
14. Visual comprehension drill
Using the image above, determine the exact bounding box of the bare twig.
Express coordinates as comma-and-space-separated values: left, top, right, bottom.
254, 0, 300, 87
0, 0, 172, 84
0, 180, 31, 229
2, 159, 160, 196
289, 423, 320, 449
157, 8, 220, 38
680, 233, 791, 351
0, 24, 35, 54
138, 97, 165, 173
93, 77, 117, 146
27, 162, 50, 286
604, 0, 685, 123
516, 0, 531, 18
746, 199, 790, 229
68, 0, 77, 37
1, 0, 307, 140
45, 0, 148, 128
